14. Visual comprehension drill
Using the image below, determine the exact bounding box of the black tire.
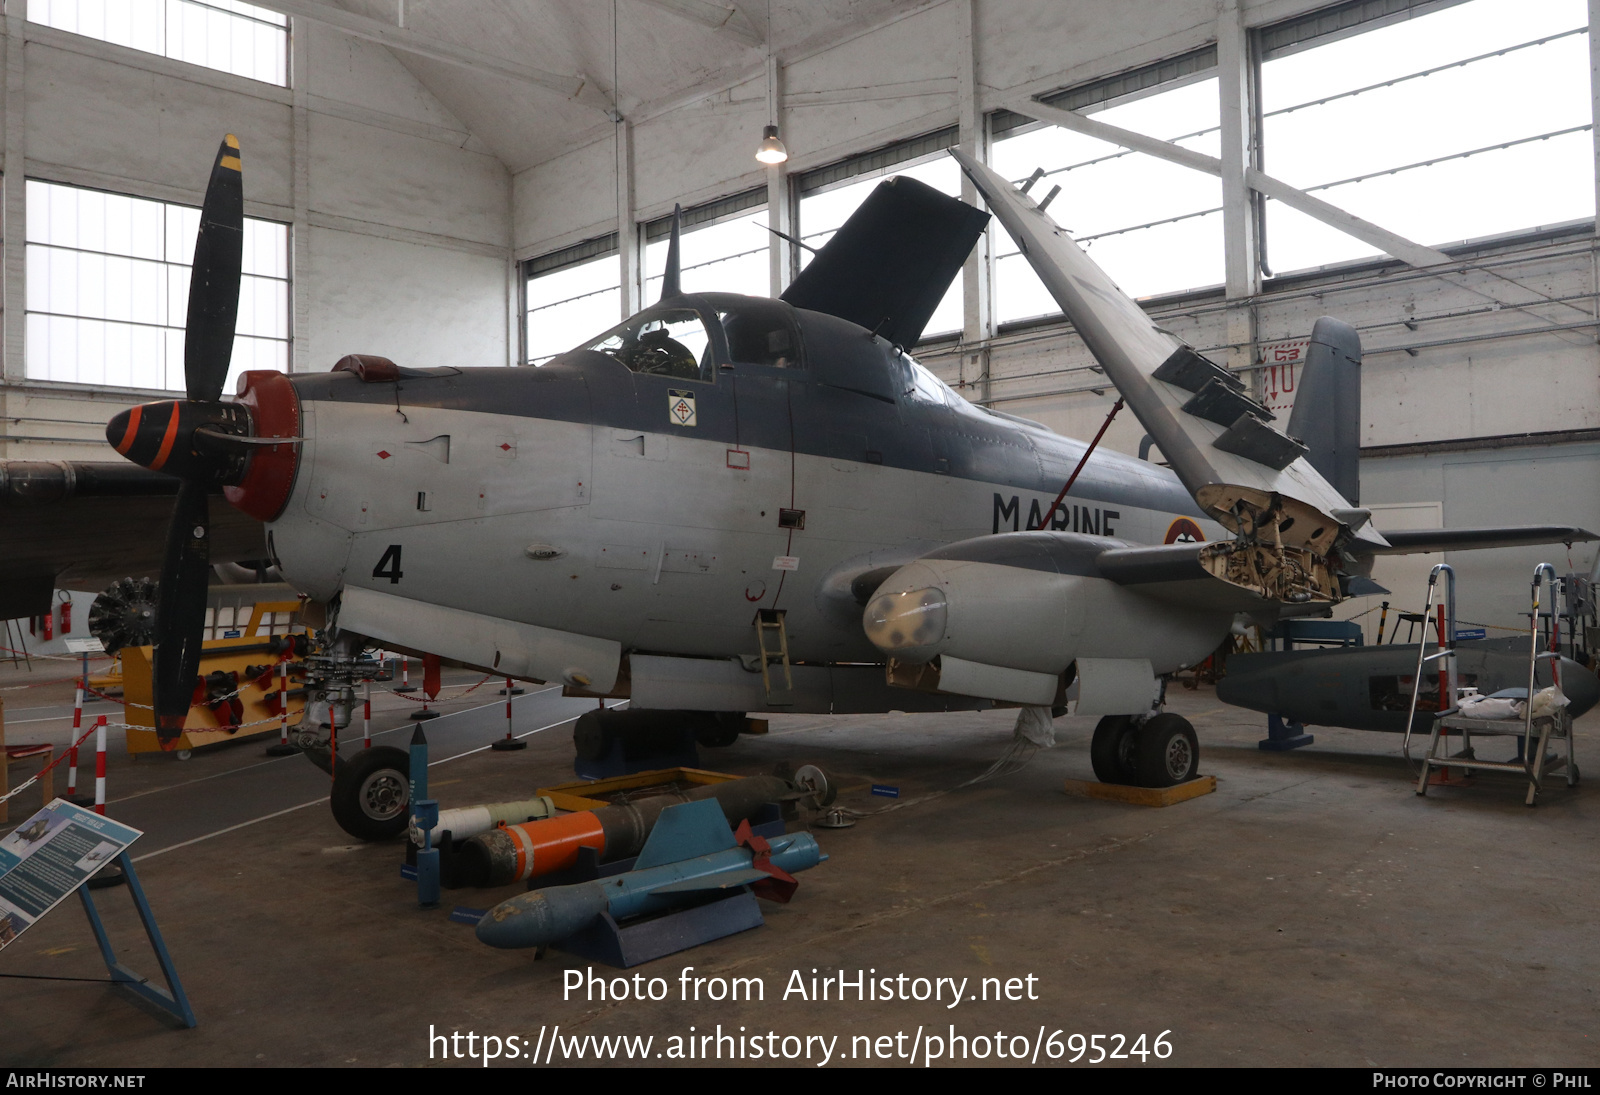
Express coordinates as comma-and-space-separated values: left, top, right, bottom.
1090, 715, 1138, 784
696, 712, 744, 748
331, 746, 411, 841
1134, 713, 1199, 788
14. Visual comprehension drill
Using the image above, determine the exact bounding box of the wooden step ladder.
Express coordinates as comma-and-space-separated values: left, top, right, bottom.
754, 609, 797, 706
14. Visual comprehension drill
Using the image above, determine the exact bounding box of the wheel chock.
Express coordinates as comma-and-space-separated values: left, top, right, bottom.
1061, 775, 1217, 807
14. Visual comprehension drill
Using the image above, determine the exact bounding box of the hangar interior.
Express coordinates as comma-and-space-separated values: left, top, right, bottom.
5, 0, 1596, 625
2, 0, 1599, 1069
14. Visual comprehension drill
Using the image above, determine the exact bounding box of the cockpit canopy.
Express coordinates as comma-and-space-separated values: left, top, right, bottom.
577, 294, 799, 383
555, 291, 976, 414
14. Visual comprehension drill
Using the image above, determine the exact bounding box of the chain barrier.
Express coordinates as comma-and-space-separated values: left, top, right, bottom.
3, 668, 501, 807
383, 674, 493, 702
0, 706, 311, 808
0, 719, 102, 806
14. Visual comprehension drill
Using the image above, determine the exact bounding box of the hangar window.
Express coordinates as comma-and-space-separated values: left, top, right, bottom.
31, 0, 289, 87
24, 178, 290, 392
989, 48, 1223, 320
525, 234, 620, 366
1258, 0, 1592, 271
797, 129, 964, 341
643, 188, 769, 301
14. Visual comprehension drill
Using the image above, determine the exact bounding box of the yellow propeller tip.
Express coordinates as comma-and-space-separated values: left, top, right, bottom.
224, 134, 240, 148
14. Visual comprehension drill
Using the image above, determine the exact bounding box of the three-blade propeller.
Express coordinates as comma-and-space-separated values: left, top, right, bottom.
105, 135, 247, 745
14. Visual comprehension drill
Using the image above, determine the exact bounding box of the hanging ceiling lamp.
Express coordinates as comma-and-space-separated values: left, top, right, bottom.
755, 0, 787, 165
756, 124, 787, 164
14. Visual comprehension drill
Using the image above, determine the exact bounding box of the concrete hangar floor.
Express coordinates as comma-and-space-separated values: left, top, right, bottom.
2, 656, 1596, 1068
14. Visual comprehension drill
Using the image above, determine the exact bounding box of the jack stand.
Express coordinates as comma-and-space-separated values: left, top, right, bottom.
1259, 712, 1314, 751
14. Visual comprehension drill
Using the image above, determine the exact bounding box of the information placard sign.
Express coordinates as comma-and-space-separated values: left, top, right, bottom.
0, 799, 141, 950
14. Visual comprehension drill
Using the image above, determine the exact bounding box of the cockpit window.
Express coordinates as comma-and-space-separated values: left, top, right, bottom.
717, 298, 800, 368
905, 358, 964, 408
584, 307, 715, 381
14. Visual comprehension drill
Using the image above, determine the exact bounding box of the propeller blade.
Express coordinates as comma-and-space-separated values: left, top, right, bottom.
151, 479, 212, 745
185, 134, 244, 403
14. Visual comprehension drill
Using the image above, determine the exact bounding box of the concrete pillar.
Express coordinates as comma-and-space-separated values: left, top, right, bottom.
957, 0, 993, 404
766, 54, 793, 297
290, 16, 311, 374
2, 0, 27, 389
1590, 0, 1600, 244
615, 118, 640, 318
1217, 0, 1259, 375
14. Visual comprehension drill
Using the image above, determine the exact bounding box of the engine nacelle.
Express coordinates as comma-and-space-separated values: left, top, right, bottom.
863, 535, 1233, 703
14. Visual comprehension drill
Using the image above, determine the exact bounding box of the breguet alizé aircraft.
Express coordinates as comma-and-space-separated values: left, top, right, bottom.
5, 135, 1592, 840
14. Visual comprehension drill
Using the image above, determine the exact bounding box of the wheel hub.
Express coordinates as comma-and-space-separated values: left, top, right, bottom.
359, 770, 408, 821
1164, 735, 1193, 780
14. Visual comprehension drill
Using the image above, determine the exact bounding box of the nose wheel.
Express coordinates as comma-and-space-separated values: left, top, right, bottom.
329, 745, 411, 841
1090, 713, 1199, 788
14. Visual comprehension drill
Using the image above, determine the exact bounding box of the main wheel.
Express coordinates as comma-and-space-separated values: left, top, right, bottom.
1090, 715, 1139, 784
695, 712, 744, 748
331, 746, 411, 841
1134, 713, 1199, 788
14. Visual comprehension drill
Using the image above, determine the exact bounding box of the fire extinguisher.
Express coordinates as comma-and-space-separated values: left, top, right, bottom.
58, 592, 72, 635
42, 607, 53, 641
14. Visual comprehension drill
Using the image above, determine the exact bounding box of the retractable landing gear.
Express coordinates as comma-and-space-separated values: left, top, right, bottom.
1090, 713, 1199, 788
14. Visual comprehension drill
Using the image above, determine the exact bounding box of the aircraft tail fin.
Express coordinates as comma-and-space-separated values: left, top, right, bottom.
780, 175, 988, 348
659, 204, 683, 301
1287, 317, 1362, 506
632, 799, 736, 869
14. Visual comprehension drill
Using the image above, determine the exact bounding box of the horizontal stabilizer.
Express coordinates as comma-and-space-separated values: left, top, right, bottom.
1368, 526, 1599, 554
631, 799, 737, 869
648, 868, 771, 896
781, 175, 989, 348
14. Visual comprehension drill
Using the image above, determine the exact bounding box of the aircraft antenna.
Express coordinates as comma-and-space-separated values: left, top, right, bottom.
660, 204, 683, 300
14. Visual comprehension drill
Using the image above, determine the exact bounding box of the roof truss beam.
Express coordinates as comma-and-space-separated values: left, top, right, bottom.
249, 0, 614, 113
1006, 97, 1452, 270
637, 0, 764, 46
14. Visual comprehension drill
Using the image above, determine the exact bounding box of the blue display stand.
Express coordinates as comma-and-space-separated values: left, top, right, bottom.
1259, 712, 1315, 752
78, 853, 196, 1028
538, 806, 787, 969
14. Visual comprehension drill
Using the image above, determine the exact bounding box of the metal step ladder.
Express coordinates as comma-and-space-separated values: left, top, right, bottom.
1403, 562, 1579, 805
754, 609, 797, 707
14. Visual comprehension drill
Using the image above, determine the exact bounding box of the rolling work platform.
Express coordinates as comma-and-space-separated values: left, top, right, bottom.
1404, 563, 1579, 806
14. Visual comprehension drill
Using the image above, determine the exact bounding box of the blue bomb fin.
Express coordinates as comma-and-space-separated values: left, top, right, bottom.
632, 798, 738, 869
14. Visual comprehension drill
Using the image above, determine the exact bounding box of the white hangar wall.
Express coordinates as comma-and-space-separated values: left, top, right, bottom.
0, 11, 512, 462
516, 0, 1600, 632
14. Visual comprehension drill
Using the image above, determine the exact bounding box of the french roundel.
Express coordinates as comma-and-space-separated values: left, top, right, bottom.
1164, 518, 1204, 544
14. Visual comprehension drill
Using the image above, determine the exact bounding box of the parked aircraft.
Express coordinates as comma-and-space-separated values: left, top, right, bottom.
7, 136, 1591, 838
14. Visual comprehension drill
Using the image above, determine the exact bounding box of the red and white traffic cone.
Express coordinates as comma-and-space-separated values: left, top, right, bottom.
491, 678, 526, 751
